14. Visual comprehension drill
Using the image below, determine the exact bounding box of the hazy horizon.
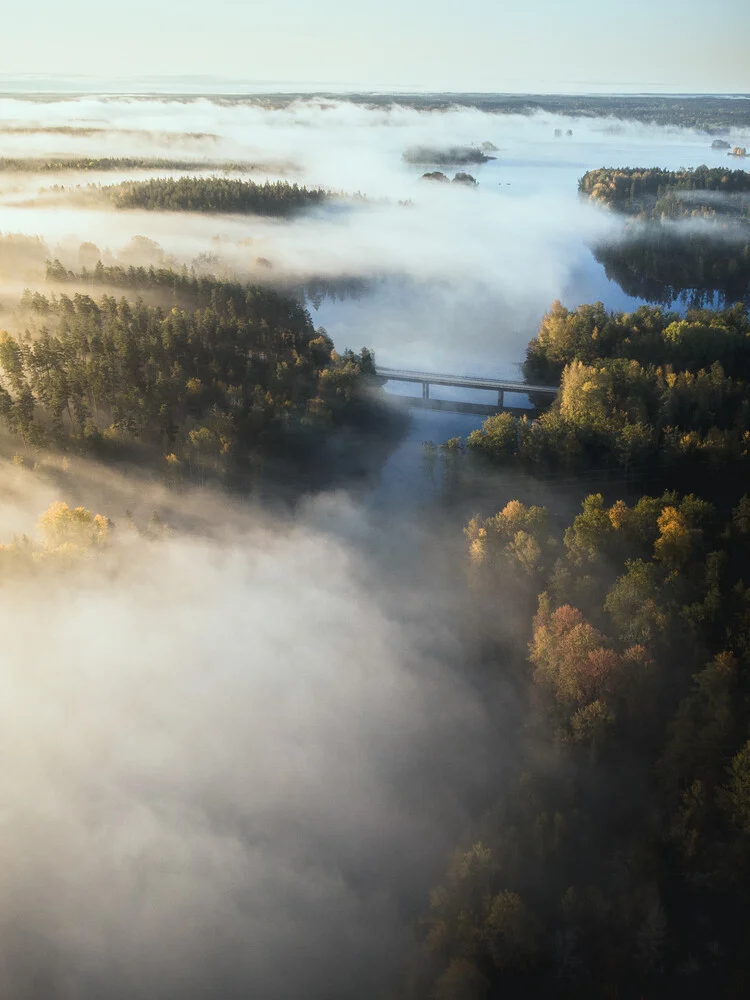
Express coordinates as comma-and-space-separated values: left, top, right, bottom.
0, 74, 748, 97
3, 0, 748, 94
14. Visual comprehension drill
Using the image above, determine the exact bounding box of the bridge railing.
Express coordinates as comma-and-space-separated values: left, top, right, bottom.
375, 366, 559, 408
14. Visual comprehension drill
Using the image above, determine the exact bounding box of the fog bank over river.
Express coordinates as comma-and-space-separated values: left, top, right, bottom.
0, 95, 742, 375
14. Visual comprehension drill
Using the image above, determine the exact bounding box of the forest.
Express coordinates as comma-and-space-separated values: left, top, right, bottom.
42, 257, 375, 311
103, 176, 327, 215
593, 230, 750, 308
579, 167, 750, 307
447, 300, 750, 486
0, 273, 377, 477
15, 279, 746, 998
579, 166, 750, 221
403, 146, 495, 166
393, 291, 750, 999
2, 86, 750, 1000
400, 485, 750, 999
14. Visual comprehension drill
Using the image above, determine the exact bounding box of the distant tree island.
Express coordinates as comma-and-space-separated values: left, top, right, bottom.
103, 176, 327, 216
403, 145, 495, 166
420, 170, 478, 185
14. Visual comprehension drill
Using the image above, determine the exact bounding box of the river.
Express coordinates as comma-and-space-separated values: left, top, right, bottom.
0, 94, 744, 511
307, 113, 746, 507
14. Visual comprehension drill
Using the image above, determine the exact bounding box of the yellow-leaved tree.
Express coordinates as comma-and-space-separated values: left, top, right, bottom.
38, 501, 112, 557
465, 500, 550, 578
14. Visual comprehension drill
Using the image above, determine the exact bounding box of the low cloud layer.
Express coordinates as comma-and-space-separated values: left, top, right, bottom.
0, 91, 741, 1000
0, 96, 734, 370
0, 466, 494, 999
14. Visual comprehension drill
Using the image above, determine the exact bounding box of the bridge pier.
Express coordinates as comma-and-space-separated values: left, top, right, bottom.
375, 366, 559, 415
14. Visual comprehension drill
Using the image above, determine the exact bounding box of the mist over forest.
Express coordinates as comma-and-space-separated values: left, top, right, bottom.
0, 83, 749, 1000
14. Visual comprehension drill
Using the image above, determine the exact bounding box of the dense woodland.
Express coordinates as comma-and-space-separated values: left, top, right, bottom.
13, 283, 750, 997
0, 273, 376, 477
397, 289, 750, 998
580, 167, 750, 222
580, 167, 750, 307
458, 301, 750, 484
44, 258, 375, 311
403, 146, 495, 166
44, 258, 253, 294
104, 176, 327, 215
401, 485, 750, 999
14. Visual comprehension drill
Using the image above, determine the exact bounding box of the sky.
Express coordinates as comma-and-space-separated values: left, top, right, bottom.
1, 0, 749, 94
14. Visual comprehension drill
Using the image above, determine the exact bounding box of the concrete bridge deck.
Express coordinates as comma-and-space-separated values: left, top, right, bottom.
375, 366, 559, 412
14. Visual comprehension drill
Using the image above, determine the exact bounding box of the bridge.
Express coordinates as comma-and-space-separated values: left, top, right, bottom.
375, 366, 559, 415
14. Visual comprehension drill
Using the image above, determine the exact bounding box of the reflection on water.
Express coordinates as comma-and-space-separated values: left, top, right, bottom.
364, 404, 484, 509
0, 93, 741, 424
313, 121, 740, 372
0, 95, 736, 381
361, 398, 623, 528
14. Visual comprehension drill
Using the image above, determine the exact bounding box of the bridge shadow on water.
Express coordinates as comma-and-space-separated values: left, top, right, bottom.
385, 394, 533, 418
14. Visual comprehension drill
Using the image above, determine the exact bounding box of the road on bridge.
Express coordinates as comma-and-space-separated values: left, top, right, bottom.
375, 366, 559, 408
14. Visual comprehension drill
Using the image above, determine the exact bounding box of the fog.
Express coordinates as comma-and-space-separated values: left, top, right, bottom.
0, 460, 502, 1000
0, 95, 737, 372
0, 89, 746, 999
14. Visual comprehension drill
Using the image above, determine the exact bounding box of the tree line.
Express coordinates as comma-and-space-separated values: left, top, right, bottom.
0, 157, 266, 173
399, 287, 750, 997
460, 301, 750, 485
0, 274, 376, 477
44, 259, 374, 311
402, 483, 750, 999
579, 166, 750, 222
104, 176, 327, 216
298, 93, 750, 130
